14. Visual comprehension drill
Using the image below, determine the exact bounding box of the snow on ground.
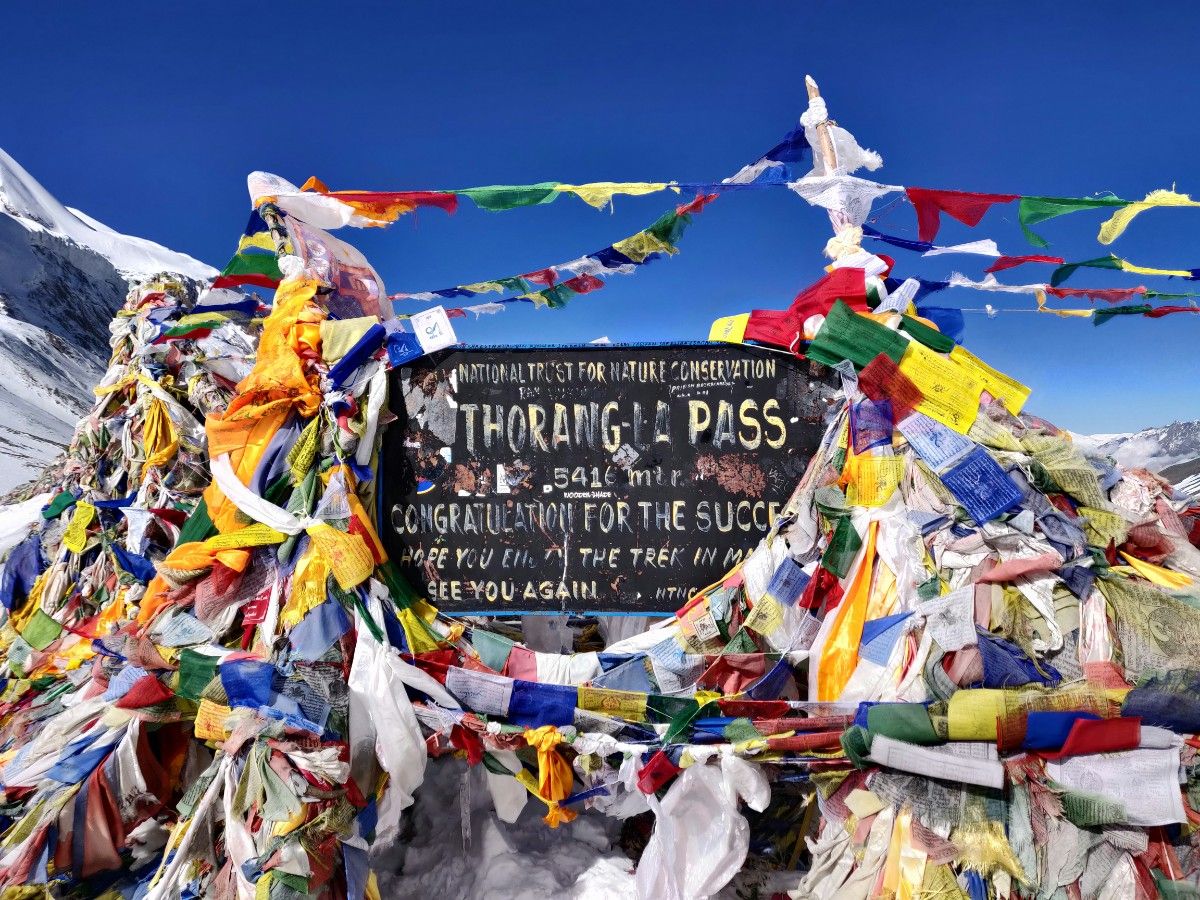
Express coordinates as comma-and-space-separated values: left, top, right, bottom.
0, 491, 50, 557
0, 315, 101, 492
0, 145, 216, 493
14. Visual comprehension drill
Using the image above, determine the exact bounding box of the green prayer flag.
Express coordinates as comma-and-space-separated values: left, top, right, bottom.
1094, 304, 1152, 326
176, 498, 215, 545
822, 516, 862, 580
540, 283, 576, 309
866, 703, 940, 745
496, 276, 531, 294
664, 697, 714, 745
646, 211, 687, 246
723, 717, 764, 743
221, 250, 283, 281
269, 871, 311, 898
1018, 196, 1128, 248
807, 300, 909, 370
481, 751, 518, 777
21, 609, 62, 651
646, 694, 697, 725
840, 725, 873, 768
900, 314, 955, 353
1057, 785, 1126, 828
1049, 254, 1121, 287
177, 649, 220, 702
457, 183, 560, 212
472, 628, 515, 672
41, 491, 76, 520
1153, 871, 1200, 900
917, 576, 942, 601
721, 628, 757, 655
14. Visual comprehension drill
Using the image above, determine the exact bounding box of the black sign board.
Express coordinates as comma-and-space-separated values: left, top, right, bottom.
379, 344, 834, 614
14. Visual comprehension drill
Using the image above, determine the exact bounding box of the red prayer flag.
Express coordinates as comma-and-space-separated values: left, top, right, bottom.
1040, 716, 1141, 759
905, 188, 1018, 243
985, 254, 1064, 274
114, 675, 174, 709
563, 273, 604, 294
211, 273, 280, 290
743, 268, 869, 350
1046, 285, 1146, 304
676, 193, 718, 216
858, 353, 923, 420
699, 653, 768, 695
521, 268, 558, 288
1145, 305, 1200, 319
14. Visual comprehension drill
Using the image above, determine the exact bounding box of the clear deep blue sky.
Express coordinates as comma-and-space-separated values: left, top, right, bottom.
3, 1, 1198, 433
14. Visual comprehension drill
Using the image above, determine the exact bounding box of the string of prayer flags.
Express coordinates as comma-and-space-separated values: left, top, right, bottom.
1018, 195, 1129, 247
904, 188, 1018, 243
248, 120, 812, 232
395, 204, 701, 314
1051, 253, 1200, 286
14, 97, 1200, 900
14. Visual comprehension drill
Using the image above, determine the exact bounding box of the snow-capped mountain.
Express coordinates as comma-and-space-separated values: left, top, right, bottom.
1073, 420, 1200, 500
0, 147, 215, 493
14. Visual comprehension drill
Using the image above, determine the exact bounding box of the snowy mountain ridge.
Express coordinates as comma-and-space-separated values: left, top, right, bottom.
0, 146, 214, 493
1071, 419, 1200, 473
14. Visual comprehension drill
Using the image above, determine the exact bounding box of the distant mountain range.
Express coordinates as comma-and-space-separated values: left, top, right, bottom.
1072, 420, 1200, 500
0, 147, 213, 492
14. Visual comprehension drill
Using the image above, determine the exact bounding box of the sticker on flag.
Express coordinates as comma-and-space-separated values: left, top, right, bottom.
411, 305, 458, 354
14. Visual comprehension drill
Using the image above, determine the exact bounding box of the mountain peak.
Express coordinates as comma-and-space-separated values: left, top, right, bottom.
0, 148, 218, 492
0, 146, 214, 281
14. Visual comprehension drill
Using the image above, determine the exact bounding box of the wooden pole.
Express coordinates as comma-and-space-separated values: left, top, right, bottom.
805, 75, 840, 175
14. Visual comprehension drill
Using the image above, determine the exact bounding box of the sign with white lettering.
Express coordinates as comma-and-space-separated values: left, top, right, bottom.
380, 344, 834, 613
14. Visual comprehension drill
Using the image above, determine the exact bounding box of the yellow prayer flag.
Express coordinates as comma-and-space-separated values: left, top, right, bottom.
555, 182, 670, 209
1118, 552, 1194, 589
845, 454, 905, 508
280, 548, 328, 629
898, 341, 983, 434
142, 397, 179, 473
949, 345, 1031, 416
708, 313, 750, 344
398, 607, 442, 654
1118, 259, 1192, 278
577, 686, 648, 722
611, 230, 677, 263
460, 281, 505, 295
62, 502, 96, 554
1035, 291, 1093, 319
195, 699, 233, 742
743, 594, 785, 636
237, 231, 278, 253
946, 688, 1006, 740
1099, 189, 1200, 245
306, 522, 375, 590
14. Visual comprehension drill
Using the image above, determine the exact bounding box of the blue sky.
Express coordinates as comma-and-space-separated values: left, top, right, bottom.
3, 1, 1198, 433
